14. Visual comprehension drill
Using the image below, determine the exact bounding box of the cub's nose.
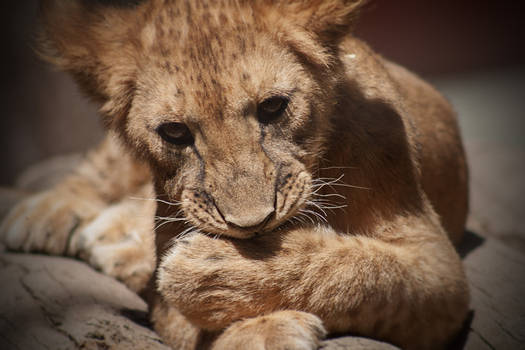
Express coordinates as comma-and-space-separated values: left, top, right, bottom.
224, 207, 274, 230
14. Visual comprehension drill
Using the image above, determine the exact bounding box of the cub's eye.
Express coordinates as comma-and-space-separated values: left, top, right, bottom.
257, 96, 289, 124
156, 122, 194, 146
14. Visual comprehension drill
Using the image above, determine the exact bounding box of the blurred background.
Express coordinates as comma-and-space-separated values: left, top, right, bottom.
1, 1, 524, 249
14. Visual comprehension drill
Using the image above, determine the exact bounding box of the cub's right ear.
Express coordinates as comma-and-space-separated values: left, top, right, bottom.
37, 0, 144, 125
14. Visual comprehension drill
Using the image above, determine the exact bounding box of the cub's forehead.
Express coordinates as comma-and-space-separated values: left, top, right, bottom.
132, 0, 302, 115
137, 0, 263, 63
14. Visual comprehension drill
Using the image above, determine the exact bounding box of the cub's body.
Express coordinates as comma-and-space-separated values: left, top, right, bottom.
1, 1, 469, 349
319, 38, 468, 244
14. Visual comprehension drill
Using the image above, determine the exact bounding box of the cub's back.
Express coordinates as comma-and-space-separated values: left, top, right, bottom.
339, 37, 468, 244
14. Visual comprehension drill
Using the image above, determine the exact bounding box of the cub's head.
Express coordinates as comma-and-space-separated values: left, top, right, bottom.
39, 0, 366, 238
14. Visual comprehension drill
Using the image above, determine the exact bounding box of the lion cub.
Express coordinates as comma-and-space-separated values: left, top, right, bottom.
1, 1, 469, 349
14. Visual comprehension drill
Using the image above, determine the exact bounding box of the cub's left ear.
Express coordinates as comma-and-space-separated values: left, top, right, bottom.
269, 0, 368, 44
37, 0, 144, 127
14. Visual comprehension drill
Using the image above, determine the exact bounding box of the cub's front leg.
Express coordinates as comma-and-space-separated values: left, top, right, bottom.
0, 133, 155, 291
151, 299, 325, 350
157, 217, 469, 350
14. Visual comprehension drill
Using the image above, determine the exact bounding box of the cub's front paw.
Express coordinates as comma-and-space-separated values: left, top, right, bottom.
0, 189, 104, 255
212, 311, 326, 350
75, 199, 156, 292
157, 233, 271, 330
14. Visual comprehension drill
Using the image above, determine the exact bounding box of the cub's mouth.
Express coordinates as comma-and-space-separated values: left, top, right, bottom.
172, 170, 314, 239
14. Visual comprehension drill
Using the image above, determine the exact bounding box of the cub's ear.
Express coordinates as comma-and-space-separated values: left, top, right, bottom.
37, 0, 143, 126
268, 0, 368, 42
260, 0, 368, 66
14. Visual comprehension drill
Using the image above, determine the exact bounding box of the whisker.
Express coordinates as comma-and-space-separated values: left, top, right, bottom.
306, 200, 328, 218
176, 226, 197, 240
300, 208, 327, 223
154, 216, 188, 222
155, 219, 187, 231
312, 175, 345, 181
297, 212, 316, 225
154, 208, 190, 230
310, 174, 346, 190
308, 197, 345, 206
322, 183, 370, 190
310, 192, 347, 200
314, 203, 348, 210
318, 166, 358, 170
311, 174, 370, 192
293, 216, 307, 225
129, 196, 184, 206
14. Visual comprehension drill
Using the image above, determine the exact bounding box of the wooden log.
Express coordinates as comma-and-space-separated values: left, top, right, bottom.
0, 252, 400, 350
0, 253, 170, 350
461, 232, 525, 350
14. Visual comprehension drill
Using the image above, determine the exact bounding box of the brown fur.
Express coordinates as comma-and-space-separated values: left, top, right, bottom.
1, 1, 469, 349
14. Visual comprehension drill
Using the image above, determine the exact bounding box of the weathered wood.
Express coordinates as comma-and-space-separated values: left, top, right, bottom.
320, 336, 399, 350
2, 232, 523, 350
0, 253, 170, 350
0, 252, 401, 350
461, 232, 525, 350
